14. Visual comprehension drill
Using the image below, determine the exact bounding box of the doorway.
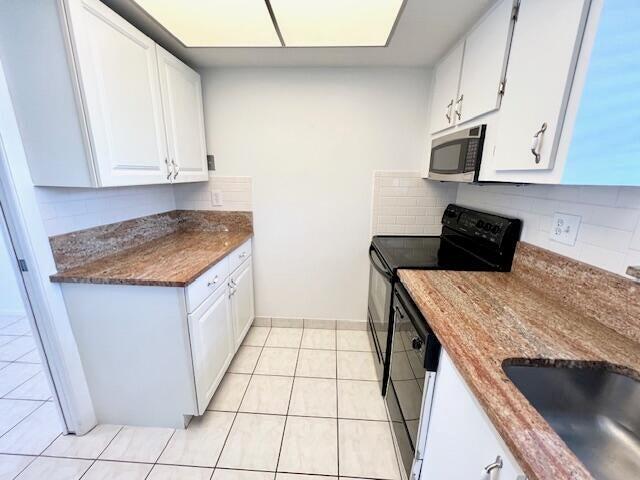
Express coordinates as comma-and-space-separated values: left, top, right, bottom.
0, 203, 65, 454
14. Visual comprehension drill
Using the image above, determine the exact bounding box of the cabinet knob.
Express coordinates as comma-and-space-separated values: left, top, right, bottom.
445, 99, 454, 123
171, 159, 180, 179
530, 123, 548, 164
482, 456, 503, 480
207, 275, 219, 287
165, 158, 172, 180
455, 94, 464, 120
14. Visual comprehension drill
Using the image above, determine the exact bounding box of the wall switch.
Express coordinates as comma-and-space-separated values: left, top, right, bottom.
549, 213, 581, 246
211, 190, 224, 206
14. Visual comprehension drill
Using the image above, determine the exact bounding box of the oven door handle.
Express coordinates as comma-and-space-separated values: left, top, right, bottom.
369, 246, 393, 281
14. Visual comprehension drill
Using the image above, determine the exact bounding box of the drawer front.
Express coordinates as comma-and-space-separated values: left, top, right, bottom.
229, 239, 252, 272
186, 257, 230, 313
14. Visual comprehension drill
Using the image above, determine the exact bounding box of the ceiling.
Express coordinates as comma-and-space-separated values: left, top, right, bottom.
102, 0, 495, 68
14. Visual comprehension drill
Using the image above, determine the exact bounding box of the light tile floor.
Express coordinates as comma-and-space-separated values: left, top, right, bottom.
0, 325, 401, 480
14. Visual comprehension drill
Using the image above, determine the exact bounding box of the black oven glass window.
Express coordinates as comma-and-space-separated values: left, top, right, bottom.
431, 144, 461, 171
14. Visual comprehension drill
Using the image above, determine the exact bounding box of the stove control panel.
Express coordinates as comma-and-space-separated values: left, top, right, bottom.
441, 204, 521, 246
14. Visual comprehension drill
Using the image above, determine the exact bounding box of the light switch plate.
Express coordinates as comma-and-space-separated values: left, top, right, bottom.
211, 190, 224, 206
549, 213, 581, 246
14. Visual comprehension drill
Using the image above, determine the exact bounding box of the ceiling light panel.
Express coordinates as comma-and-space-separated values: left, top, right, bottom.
133, 0, 281, 47
269, 0, 405, 47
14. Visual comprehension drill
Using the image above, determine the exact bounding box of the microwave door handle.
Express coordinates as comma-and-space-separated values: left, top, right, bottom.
369, 246, 393, 281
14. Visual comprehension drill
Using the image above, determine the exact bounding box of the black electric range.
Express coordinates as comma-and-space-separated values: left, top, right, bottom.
366, 203, 522, 396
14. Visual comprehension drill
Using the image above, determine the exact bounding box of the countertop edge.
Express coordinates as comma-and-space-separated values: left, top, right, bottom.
49, 231, 253, 288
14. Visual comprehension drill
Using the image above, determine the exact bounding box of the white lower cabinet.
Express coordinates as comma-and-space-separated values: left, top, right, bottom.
421, 350, 525, 480
230, 259, 255, 349
189, 283, 235, 415
61, 240, 254, 428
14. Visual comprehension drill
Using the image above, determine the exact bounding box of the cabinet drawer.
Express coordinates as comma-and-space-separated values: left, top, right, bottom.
229, 239, 252, 273
186, 257, 229, 313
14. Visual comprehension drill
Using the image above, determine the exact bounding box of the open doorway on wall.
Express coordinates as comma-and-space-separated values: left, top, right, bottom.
0, 206, 63, 456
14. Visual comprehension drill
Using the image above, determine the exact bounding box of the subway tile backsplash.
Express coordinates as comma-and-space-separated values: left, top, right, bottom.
173, 175, 252, 212
371, 171, 457, 236
36, 176, 253, 237
35, 185, 176, 236
457, 183, 640, 278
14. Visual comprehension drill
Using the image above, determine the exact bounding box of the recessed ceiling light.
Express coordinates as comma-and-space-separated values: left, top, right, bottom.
133, 0, 282, 47
269, 0, 405, 47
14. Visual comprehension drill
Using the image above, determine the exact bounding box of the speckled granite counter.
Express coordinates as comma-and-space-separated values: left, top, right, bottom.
50, 210, 252, 287
399, 242, 640, 480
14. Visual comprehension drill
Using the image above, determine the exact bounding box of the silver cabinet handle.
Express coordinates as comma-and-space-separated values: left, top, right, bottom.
229, 279, 237, 288
171, 159, 180, 179
207, 275, 219, 287
483, 456, 503, 479
455, 94, 464, 120
239, 252, 247, 259
165, 158, 172, 180
445, 99, 453, 123
530, 123, 548, 164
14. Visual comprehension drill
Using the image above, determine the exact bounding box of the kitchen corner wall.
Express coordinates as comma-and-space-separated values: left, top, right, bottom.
199, 67, 433, 323
371, 171, 456, 236
457, 183, 640, 278
173, 175, 252, 212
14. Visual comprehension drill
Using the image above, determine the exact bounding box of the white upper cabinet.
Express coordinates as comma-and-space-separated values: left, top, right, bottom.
156, 46, 208, 184
456, 0, 517, 125
63, 0, 171, 186
429, 43, 465, 134
0, 0, 208, 187
491, 0, 591, 172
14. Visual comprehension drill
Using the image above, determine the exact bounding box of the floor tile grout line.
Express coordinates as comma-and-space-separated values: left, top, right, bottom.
0, 399, 48, 442
335, 328, 340, 477
273, 329, 303, 474
1, 370, 48, 401
214, 325, 271, 471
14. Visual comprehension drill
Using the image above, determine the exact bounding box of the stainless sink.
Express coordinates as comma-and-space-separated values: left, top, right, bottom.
503, 364, 640, 480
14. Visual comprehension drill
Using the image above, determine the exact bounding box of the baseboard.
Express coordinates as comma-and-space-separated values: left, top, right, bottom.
252, 317, 366, 330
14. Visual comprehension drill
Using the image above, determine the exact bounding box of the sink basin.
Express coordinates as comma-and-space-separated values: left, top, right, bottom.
503, 364, 640, 480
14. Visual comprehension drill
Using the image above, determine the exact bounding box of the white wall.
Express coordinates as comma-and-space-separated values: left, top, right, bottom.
0, 229, 24, 316
457, 184, 640, 278
200, 67, 432, 322
35, 185, 176, 237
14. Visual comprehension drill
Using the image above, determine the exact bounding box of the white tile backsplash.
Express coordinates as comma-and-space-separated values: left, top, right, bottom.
457, 184, 640, 278
174, 175, 252, 212
371, 172, 457, 236
35, 185, 176, 236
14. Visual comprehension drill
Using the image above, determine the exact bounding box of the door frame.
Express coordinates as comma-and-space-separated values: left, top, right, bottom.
0, 59, 96, 434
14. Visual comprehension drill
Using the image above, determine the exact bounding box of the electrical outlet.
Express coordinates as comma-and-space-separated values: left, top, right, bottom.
549, 213, 581, 246
211, 190, 224, 206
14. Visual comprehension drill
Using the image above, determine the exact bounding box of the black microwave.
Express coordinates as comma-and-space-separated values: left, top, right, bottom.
427, 124, 486, 182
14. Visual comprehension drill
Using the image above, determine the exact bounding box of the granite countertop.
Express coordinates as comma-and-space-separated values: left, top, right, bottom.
49, 210, 253, 287
399, 242, 640, 480
51, 230, 252, 287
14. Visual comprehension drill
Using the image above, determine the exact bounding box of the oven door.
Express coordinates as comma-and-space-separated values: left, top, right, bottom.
388, 284, 441, 480
367, 245, 393, 393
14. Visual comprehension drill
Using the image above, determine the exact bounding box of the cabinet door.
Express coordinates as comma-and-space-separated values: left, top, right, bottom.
188, 285, 234, 415
421, 350, 524, 480
64, 0, 170, 186
492, 0, 591, 172
457, 0, 517, 124
156, 46, 208, 184
230, 259, 255, 349
429, 42, 465, 134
